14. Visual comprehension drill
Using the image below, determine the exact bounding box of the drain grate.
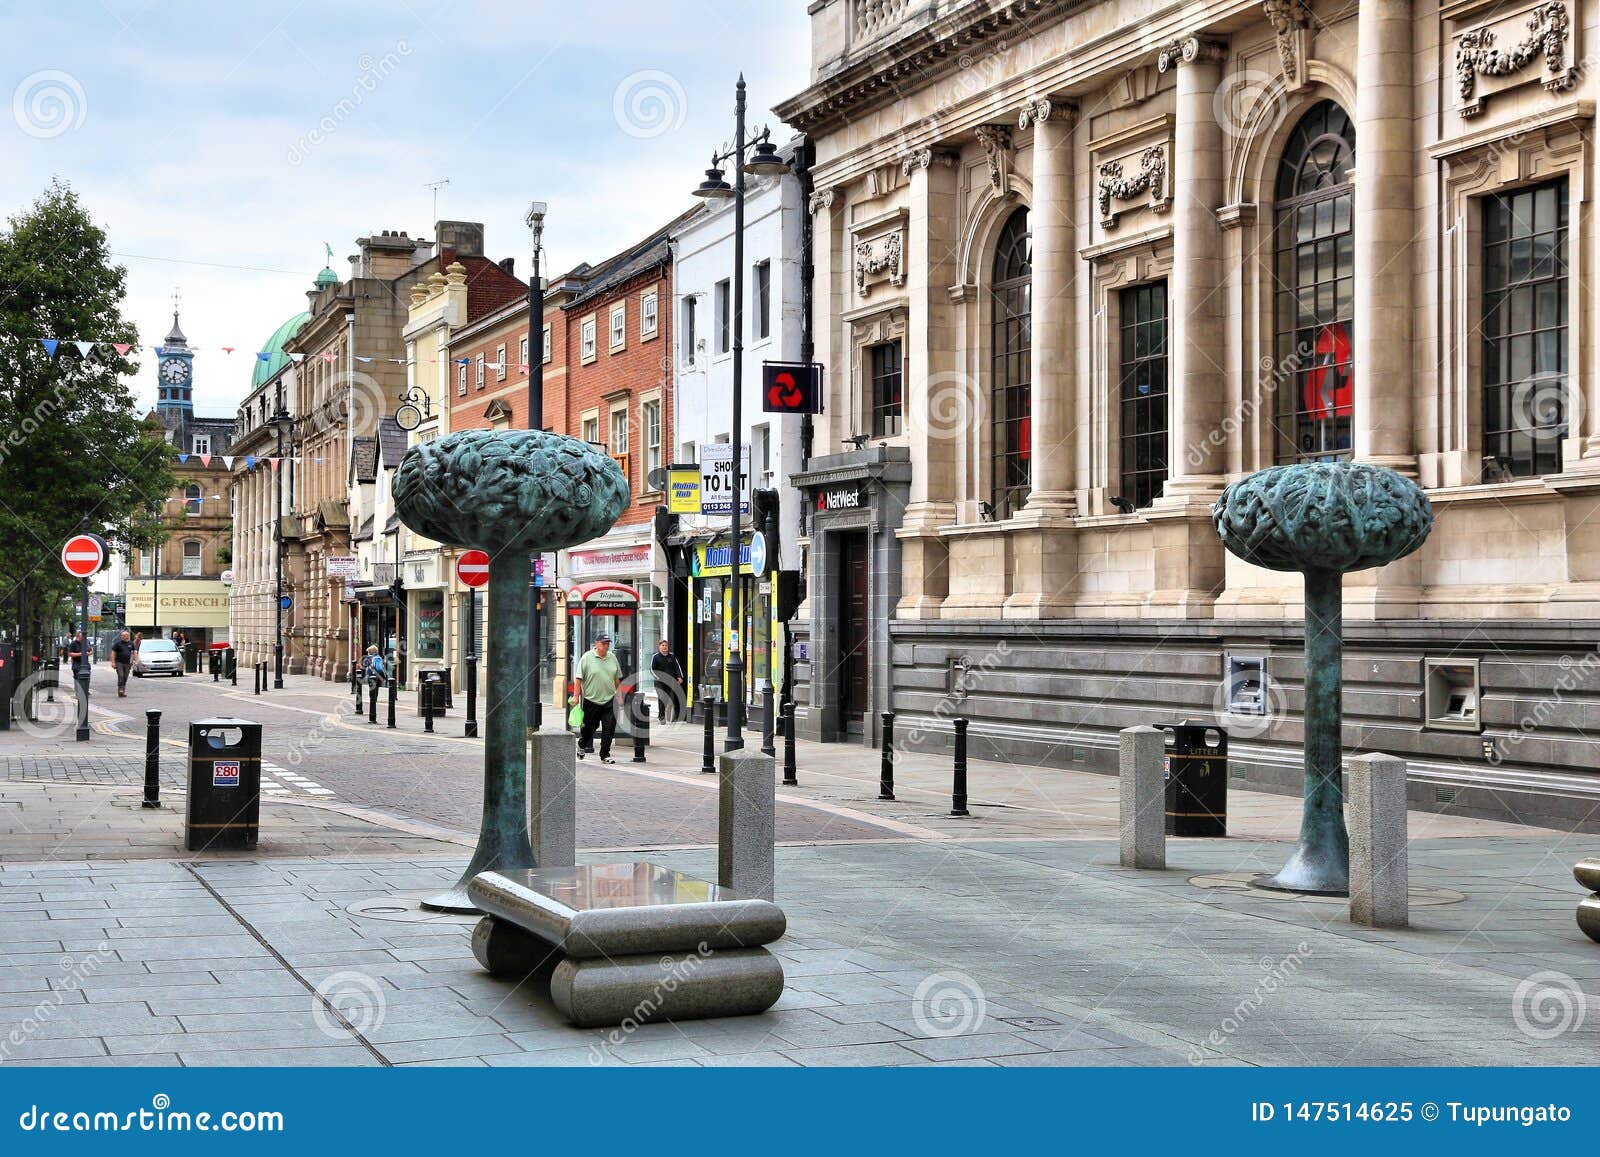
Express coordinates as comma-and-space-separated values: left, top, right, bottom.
999, 1015, 1060, 1029
1435, 786, 1458, 804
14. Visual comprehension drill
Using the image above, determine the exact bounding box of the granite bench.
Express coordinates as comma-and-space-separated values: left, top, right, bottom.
466, 862, 786, 1028
1577, 858, 1600, 943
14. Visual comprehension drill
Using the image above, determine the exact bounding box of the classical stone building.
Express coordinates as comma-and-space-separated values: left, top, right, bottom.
778, 0, 1600, 827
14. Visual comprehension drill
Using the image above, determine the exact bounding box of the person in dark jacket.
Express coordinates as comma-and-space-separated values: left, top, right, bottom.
110, 630, 133, 697
649, 638, 685, 722
67, 630, 92, 725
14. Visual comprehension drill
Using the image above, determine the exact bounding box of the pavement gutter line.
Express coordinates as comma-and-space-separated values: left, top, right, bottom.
180, 861, 393, 1067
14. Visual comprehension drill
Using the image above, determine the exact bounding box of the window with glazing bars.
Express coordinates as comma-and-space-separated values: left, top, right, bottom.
1118, 281, 1168, 509
990, 208, 1032, 519
870, 340, 902, 437
1482, 178, 1568, 481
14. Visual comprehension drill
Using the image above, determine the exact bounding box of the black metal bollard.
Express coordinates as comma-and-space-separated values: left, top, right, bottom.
761, 683, 776, 757
254, 662, 262, 695
352, 669, 363, 715
701, 696, 715, 774
141, 709, 161, 810
368, 677, 378, 724
632, 694, 647, 763
422, 680, 435, 733
879, 711, 896, 801
387, 673, 397, 729
229, 650, 237, 686
951, 717, 970, 817
782, 701, 797, 786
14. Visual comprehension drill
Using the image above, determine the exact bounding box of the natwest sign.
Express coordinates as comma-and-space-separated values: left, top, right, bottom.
566, 543, 652, 579
816, 484, 865, 512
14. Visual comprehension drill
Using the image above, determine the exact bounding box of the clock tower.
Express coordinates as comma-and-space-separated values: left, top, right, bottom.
155, 304, 194, 422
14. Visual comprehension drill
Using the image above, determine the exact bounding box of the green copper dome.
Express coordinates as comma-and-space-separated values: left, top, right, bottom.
251, 312, 311, 389
315, 265, 339, 288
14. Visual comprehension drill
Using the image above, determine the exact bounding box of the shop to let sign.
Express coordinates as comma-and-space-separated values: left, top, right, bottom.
700, 445, 750, 516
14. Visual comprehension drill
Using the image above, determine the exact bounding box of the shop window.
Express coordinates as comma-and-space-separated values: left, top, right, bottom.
414, 590, 444, 660
991, 207, 1032, 519
1482, 179, 1568, 481
1117, 281, 1169, 509
182, 539, 202, 576
1272, 100, 1355, 465
870, 340, 903, 438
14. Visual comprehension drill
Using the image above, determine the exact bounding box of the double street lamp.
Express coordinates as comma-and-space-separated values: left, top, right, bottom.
525, 199, 548, 731
691, 75, 790, 751
270, 405, 294, 689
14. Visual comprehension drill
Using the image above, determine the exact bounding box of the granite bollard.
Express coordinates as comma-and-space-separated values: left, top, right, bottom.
1120, 725, 1166, 870
1347, 753, 1409, 928
529, 727, 577, 869
1576, 858, 1600, 943
719, 748, 776, 901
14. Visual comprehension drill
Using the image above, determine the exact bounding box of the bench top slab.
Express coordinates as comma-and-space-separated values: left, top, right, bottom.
467, 862, 786, 959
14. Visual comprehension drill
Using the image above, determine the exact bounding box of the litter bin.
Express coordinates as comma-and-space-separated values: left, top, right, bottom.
185, 718, 262, 851
1162, 721, 1227, 837
416, 669, 450, 717
0, 641, 17, 730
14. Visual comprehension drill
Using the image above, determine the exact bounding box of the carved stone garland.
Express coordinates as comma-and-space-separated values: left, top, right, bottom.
855, 233, 903, 297
1098, 146, 1170, 229
1456, 1, 1576, 117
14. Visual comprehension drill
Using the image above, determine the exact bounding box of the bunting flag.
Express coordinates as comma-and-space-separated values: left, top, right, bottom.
244, 456, 256, 469
222, 346, 235, 354
40, 339, 58, 356
198, 454, 212, 467
112, 343, 131, 356
222, 456, 234, 469
322, 352, 337, 362
256, 352, 271, 362
269, 458, 280, 470
153, 347, 165, 357
484, 362, 505, 371
455, 357, 470, 365
73, 341, 93, 357
289, 353, 305, 363
355, 356, 373, 363
177, 454, 189, 464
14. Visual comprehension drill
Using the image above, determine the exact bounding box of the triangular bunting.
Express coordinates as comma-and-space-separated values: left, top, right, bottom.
244, 456, 256, 469
222, 456, 235, 469
256, 352, 271, 362
199, 454, 212, 467
178, 453, 189, 464
322, 352, 337, 362
222, 346, 235, 354
40, 339, 58, 356
73, 341, 94, 357
355, 356, 373, 363
289, 353, 305, 363
112, 343, 131, 356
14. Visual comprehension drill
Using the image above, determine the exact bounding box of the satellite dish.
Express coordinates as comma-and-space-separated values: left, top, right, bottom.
647, 467, 669, 492
394, 402, 422, 432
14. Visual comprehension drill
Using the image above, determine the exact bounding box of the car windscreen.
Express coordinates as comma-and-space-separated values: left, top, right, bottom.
140, 641, 178, 653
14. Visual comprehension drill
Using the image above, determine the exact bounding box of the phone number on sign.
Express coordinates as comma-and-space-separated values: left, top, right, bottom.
1253, 1102, 1574, 1126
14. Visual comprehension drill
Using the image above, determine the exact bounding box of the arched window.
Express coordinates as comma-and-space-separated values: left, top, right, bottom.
182, 539, 202, 576
1273, 101, 1355, 463
991, 208, 1032, 519
184, 483, 203, 515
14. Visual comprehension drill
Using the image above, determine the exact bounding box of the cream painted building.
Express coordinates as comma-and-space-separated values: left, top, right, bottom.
778, 0, 1600, 826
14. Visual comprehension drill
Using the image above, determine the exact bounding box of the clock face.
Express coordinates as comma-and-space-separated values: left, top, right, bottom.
160, 357, 190, 386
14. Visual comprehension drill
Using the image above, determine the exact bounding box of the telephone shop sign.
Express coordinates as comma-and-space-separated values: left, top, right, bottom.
212, 760, 241, 788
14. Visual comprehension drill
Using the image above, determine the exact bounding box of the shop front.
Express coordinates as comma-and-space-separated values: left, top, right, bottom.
353, 586, 405, 686
564, 537, 664, 694
685, 534, 777, 723
125, 578, 232, 655
791, 446, 910, 745
404, 552, 448, 682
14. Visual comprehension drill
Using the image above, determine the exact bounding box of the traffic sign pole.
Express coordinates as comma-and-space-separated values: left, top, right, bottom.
60, 532, 104, 744
456, 551, 491, 740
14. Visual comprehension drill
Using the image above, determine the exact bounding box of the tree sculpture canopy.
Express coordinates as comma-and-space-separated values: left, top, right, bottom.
1212, 461, 1434, 574
393, 430, 629, 552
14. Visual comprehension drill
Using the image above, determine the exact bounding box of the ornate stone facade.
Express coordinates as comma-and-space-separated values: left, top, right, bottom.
777, 0, 1600, 827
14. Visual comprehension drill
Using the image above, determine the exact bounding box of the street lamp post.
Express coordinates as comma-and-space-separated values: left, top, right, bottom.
271, 407, 294, 689
692, 75, 789, 751
525, 200, 548, 732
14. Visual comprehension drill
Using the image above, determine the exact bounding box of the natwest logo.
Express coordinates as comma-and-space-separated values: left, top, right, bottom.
817, 485, 864, 512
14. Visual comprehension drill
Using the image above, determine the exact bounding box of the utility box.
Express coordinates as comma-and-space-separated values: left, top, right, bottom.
1163, 721, 1227, 837
185, 718, 262, 851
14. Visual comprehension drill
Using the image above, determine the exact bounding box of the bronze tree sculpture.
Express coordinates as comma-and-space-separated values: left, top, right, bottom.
395, 430, 628, 912
1214, 462, 1433, 894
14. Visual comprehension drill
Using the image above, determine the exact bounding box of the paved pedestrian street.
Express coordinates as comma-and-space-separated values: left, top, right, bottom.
1, 670, 1595, 1067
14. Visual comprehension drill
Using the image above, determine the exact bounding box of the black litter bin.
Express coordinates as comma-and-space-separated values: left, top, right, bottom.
416, 669, 450, 717
0, 642, 17, 730
1163, 721, 1227, 837
185, 718, 262, 851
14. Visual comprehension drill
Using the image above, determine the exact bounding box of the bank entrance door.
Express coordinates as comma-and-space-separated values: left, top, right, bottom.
837, 531, 869, 737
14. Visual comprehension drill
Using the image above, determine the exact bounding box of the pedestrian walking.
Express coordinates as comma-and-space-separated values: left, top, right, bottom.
571, 633, 622, 763
649, 638, 685, 722
67, 629, 92, 723
110, 629, 133, 697
361, 644, 385, 687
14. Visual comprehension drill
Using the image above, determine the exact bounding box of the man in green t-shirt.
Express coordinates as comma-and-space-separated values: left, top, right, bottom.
572, 634, 622, 762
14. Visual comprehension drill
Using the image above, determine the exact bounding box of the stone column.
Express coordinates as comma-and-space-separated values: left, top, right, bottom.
899, 149, 960, 618
1022, 100, 1076, 515
718, 748, 775, 900
1160, 37, 1227, 491
1146, 37, 1229, 617
528, 727, 576, 868
1347, 753, 1408, 928
1119, 725, 1167, 869
1352, 0, 1415, 472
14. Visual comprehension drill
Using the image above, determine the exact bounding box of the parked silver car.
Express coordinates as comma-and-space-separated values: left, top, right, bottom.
134, 638, 184, 677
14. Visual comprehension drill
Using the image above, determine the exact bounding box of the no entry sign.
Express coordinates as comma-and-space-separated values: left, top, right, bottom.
61, 534, 105, 579
456, 550, 491, 588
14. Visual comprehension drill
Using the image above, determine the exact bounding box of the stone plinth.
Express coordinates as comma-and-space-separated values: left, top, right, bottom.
1348, 753, 1409, 928
1577, 858, 1600, 943
719, 749, 776, 901
528, 727, 576, 869
1119, 725, 1166, 869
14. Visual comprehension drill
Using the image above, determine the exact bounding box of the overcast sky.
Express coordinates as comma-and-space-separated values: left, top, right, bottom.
3, 0, 809, 416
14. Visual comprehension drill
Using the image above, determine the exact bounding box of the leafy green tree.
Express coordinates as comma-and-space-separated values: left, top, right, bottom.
0, 179, 174, 662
